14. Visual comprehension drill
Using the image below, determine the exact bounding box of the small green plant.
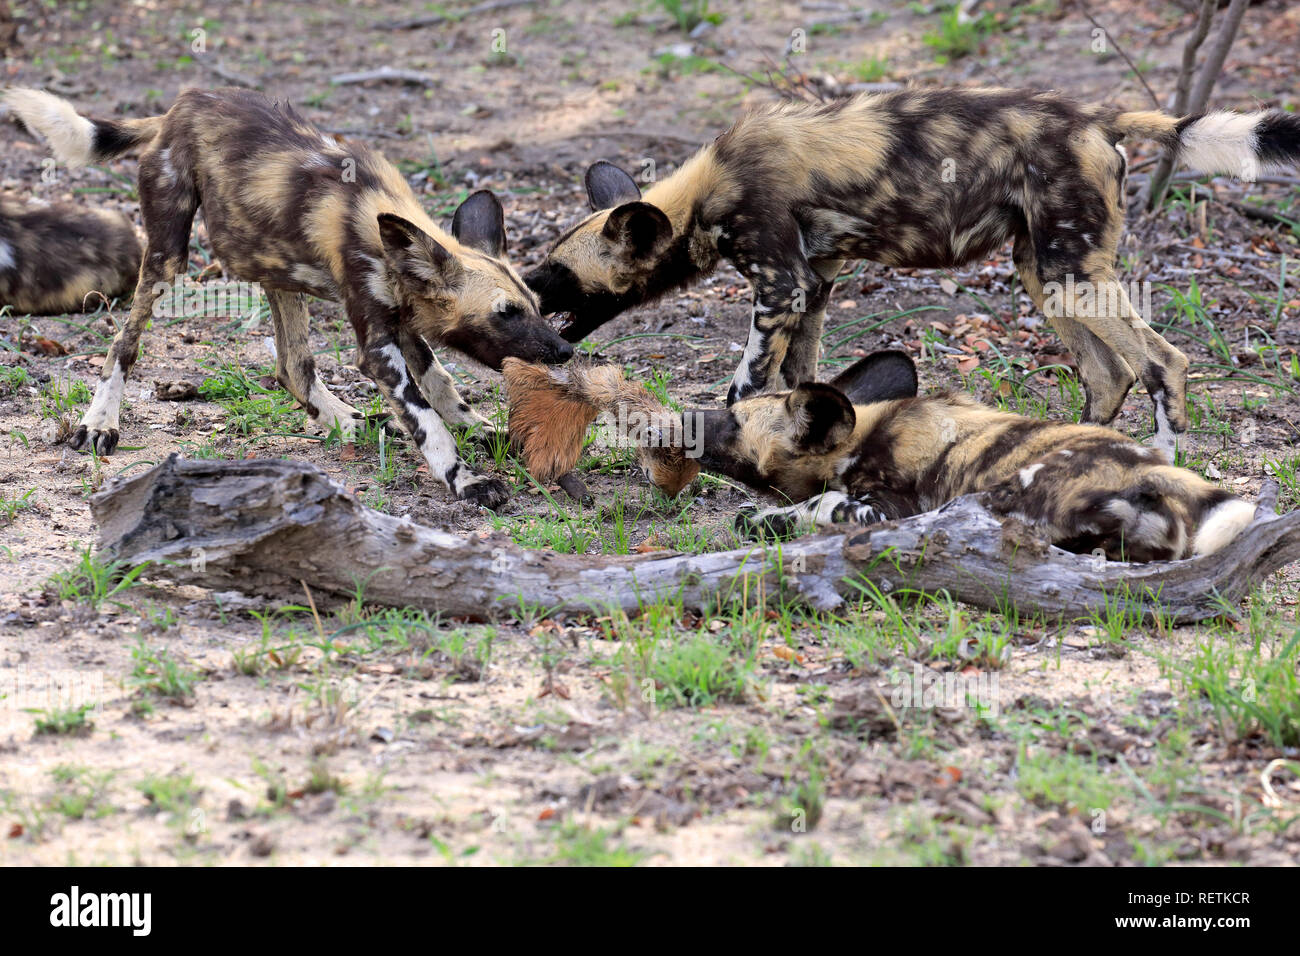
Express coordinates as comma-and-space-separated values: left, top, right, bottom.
0, 365, 30, 395
38, 376, 92, 420
197, 358, 305, 438
1167, 624, 1300, 749
136, 773, 201, 816
129, 641, 203, 703
655, 0, 723, 33
28, 703, 95, 736
305, 758, 346, 795
923, 4, 993, 62
48, 765, 116, 820
651, 631, 758, 708
45, 546, 149, 610
0, 487, 35, 524
524, 821, 647, 866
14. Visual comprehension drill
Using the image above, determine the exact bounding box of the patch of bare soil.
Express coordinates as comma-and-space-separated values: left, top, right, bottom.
1, 0, 1299, 865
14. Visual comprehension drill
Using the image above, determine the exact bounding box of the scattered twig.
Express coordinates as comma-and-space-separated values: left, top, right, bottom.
330, 67, 440, 88
375, 0, 538, 31
1076, 0, 1160, 110
203, 59, 260, 89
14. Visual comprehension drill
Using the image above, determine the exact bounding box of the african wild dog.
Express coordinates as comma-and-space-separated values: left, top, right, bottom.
4, 86, 574, 507
0, 197, 140, 315
691, 351, 1256, 562
525, 88, 1300, 457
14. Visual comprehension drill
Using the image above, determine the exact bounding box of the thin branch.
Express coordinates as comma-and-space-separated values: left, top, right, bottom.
1077, 0, 1160, 109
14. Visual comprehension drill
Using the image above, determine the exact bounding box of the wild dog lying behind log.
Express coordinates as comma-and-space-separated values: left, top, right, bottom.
0, 197, 140, 315
4, 86, 574, 508
525, 87, 1300, 457
693, 351, 1255, 562
501, 357, 698, 496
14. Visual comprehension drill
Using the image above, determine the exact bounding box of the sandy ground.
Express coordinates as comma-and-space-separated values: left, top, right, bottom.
1, 0, 1299, 865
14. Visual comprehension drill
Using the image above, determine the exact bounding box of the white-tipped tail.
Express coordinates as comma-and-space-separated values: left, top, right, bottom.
1177, 111, 1265, 179
3, 88, 96, 167
1192, 497, 1255, 556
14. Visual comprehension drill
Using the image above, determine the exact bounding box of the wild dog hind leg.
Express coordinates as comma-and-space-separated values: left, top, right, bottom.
73, 151, 197, 456
727, 242, 828, 404
267, 291, 362, 439
778, 258, 843, 387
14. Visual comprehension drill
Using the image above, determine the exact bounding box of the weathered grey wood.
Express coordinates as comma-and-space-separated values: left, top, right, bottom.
90, 456, 1300, 623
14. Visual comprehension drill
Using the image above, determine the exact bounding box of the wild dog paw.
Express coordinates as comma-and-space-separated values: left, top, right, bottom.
458, 476, 510, 511
70, 423, 120, 456
734, 507, 799, 541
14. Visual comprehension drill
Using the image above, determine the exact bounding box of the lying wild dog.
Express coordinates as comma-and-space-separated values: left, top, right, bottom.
0, 197, 140, 314
4, 87, 573, 507
501, 357, 699, 496
693, 351, 1255, 562
525, 88, 1300, 457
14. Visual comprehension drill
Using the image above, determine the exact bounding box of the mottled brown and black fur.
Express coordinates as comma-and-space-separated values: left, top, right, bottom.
694, 352, 1255, 562
527, 87, 1300, 457
5, 86, 573, 507
0, 197, 139, 315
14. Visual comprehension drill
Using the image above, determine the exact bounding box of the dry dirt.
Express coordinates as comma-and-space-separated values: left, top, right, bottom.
1, 0, 1299, 866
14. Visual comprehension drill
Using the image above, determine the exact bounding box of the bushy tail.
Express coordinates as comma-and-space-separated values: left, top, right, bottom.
3, 87, 163, 167
502, 359, 699, 495
1192, 497, 1255, 556
1114, 108, 1300, 179
502, 359, 608, 482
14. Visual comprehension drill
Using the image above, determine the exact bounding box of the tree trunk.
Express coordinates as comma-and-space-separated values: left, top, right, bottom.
90, 456, 1300, 624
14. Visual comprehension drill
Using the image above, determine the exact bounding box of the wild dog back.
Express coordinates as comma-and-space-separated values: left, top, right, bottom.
0, 198, 139, 315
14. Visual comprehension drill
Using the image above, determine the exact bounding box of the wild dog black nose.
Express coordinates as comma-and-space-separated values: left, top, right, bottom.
549, 340, 574, 364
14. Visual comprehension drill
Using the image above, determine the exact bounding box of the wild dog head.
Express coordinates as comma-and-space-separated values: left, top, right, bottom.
691, 351, 918, 499
377, 191, 573, 370
525, 161, 677, 342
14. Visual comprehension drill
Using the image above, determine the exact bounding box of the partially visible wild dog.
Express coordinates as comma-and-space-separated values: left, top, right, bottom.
693, 351, 1255, 562
4, 86, 574, 507
525, 88, 1300, 456
0, 197, 140, 314
501, 357, 699, 496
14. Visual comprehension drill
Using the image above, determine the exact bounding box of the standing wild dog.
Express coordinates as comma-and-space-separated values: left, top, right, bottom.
0, 197, 140, 314
692, 351, 1255, 562
525, 88, 1300, 456
4, 86, 574, 507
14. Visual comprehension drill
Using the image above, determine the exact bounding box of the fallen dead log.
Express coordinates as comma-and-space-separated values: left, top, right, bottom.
90, 456, 1300, 623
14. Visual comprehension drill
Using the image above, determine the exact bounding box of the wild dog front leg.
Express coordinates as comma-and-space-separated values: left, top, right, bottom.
734, 491, 888, 540
396, 328, 498, 435
359, 335, 508, 508
727, 253, 825, 405
266, 291, 362, 440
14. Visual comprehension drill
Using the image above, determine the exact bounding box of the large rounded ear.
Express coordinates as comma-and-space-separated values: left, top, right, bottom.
451, 190, 507, 258
828, 350, 918, 404
786, 383, 856, 454
601, 201, 672, 259
377, 213, 461, 291
585, 160, 642, 210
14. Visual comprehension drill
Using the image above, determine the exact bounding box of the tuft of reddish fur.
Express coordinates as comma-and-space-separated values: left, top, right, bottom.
502, 358, 699, 495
